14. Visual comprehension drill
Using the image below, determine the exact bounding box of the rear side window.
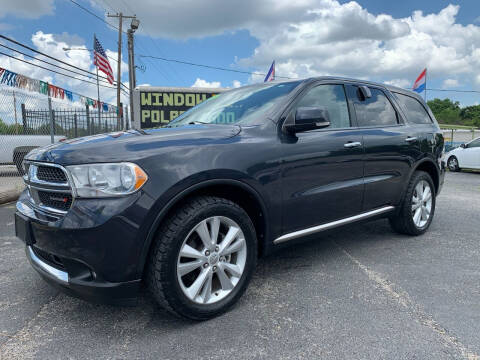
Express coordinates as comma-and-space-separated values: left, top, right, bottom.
394, 92, 432, 124
295, 84, 351, 128
348, 87, 398, 127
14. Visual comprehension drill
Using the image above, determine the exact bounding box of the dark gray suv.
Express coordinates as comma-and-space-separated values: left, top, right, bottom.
15, 77, 445, 320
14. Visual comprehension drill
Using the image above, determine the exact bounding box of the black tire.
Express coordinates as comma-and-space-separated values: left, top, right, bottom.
389, 171, 436, 236
146, 196, 257, 320
447, 156, 460, 172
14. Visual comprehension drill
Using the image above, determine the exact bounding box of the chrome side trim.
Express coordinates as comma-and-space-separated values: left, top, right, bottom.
274, 206, 395, 244
27, 246, 69, 283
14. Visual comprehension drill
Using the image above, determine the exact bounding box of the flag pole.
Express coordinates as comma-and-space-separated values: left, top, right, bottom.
96, 66, 101, 128
94, 34, 101, 130
424, 68, 427, 102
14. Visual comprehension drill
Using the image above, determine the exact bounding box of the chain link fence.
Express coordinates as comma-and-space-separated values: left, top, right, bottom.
0, 86, 126, 200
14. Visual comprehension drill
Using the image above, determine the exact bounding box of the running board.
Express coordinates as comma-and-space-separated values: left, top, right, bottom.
273, 206, 395, 244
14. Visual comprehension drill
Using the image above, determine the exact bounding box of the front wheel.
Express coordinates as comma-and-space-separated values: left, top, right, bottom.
447, 156, 460, 172
147, 196, 257, 320
389, 171, 436, 236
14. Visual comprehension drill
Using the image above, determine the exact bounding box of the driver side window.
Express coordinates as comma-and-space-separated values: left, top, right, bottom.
467, 139, 480, 148
295, 84, 351, 129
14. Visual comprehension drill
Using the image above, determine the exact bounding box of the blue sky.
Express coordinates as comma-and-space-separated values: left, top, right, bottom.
1, 0, 480, 106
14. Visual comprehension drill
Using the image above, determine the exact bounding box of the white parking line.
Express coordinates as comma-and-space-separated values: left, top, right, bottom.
334, 241, 479, 360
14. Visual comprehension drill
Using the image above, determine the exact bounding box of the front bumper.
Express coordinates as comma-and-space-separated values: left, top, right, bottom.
15, 189, 154, 305
25, 245, 140, 305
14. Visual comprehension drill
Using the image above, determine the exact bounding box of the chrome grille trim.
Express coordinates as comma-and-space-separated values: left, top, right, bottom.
22, 161, 74, 214
26, 162, 69, 187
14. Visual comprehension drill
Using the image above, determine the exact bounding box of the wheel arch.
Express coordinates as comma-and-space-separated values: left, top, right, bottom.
138, 179, 270, 278
411, 158, 440, 194
446, 154, 459, 167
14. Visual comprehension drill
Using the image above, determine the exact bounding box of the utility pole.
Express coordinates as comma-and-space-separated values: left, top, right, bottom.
127, 17, 139, 129
108, 12, 136, 129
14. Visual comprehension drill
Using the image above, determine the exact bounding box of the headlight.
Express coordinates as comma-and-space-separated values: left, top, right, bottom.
67, 162, 148, 197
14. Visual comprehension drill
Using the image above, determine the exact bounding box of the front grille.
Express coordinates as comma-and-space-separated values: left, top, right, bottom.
24, 162, 73, 214
38, 191, 72, 212
37, 166, 67, 183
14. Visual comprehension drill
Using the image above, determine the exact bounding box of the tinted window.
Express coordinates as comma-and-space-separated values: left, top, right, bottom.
169, 81, 302, 126
349, 87, 398, 127
295, 84, 350, 128
394, 92, 432, 124
467, 139, 480, 148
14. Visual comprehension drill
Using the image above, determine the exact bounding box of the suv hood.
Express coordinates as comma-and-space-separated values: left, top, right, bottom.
25, 124, 241, 165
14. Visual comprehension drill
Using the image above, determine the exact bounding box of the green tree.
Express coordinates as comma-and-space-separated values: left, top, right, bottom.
0, 118, 22, 134
427, 98, 463, 125
427, 98, 460, 113
459, 105, 480, 127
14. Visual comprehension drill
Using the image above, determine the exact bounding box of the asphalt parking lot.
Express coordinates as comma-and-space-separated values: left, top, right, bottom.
0, 171, 479, 359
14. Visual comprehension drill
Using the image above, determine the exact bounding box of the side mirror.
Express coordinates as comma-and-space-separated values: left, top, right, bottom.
460, 143, 466, 148
359, 85, 372, 99
285, 107, 331, 133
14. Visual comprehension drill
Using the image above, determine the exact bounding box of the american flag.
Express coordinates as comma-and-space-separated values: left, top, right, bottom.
93, 35, 114, 85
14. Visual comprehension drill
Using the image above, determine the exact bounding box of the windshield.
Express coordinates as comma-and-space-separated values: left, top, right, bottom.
168, 81, 302, 127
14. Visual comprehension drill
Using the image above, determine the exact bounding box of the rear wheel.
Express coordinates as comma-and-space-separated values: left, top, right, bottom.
147, 196, 257, 320
389, 171, 436, 236
447, 156, 460, 172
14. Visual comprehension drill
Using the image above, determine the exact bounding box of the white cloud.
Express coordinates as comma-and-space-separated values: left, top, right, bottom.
107, 0, 480, 91
191, 78, 222, 88
232, 80, 242, 88
0, 31, 129, 108
0, 0, 54, 19
234, 2, 480, 91
442, 79, 459, 88
110, 0, 320, 39
384, 79, 411, 89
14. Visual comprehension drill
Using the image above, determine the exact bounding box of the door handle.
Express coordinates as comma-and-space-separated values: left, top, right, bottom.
344, 141, 362, 148
405, 136, 417, 142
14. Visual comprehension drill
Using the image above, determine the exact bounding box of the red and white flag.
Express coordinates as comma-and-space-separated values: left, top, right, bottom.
93, 35, 114, 85
412, 68, 426, 93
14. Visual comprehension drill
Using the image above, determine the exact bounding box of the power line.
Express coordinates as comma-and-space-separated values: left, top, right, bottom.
426, 88, 480, 94
0, 35, 129, 90
138, 54, 294, 79
67, 0, 126, 33
93, 0, 181, 84
0, 50, 129, 95
68, 0, 185, 85
0, 34, 99, 78
0, 42, 114, 86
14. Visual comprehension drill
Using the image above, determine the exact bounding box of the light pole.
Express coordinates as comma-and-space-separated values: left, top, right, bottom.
127, 17, 139, 129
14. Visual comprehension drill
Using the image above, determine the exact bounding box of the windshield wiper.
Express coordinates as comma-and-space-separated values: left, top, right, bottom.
188, 121, 210, 125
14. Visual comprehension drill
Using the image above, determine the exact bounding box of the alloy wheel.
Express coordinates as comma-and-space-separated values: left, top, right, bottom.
176, 216, 247, 304
411, 180, 433, 228
448, 157, 458, 171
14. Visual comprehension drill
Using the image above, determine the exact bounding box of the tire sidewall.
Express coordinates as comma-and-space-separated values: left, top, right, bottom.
160, 200, 257, 319
405, 172, 436, 234
447, 156, 459, 172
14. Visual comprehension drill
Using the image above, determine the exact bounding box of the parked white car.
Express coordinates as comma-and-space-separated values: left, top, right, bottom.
0, 135, 66, 174
446, 137, 480, 171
